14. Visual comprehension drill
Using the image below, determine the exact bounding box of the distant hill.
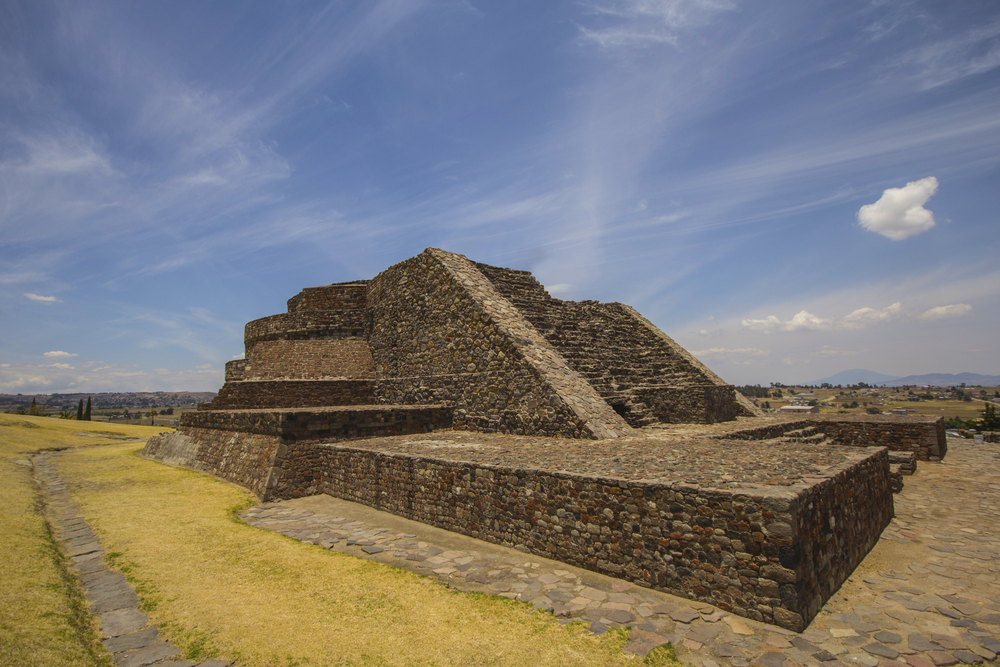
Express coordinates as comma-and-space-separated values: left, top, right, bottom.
811, 369, 901, 386
0, 391, 216, 410
808, 370, 1000, 387
884, 372, 1000, 387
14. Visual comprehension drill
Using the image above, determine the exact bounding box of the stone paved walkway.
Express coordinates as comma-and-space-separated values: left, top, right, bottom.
240, 437, 1000, 666
33, 452, 240, 667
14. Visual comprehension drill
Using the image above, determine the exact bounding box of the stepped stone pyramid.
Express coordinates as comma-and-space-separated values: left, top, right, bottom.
145, 247, 946, 631
201, 247, 759, 438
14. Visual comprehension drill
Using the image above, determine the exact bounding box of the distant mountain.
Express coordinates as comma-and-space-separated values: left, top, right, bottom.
884, 373, 1000, 387
811, 369, 901, 386
807, 369, 1000, 387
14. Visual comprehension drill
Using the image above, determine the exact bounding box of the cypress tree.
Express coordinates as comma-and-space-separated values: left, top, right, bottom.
76, 399, 84, 420
84, 396, 92, 421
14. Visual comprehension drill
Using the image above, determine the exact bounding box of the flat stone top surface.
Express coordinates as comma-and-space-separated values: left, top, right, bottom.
646, 414, 941, 439
198, 404, 452, 415
318, 429, 877, 489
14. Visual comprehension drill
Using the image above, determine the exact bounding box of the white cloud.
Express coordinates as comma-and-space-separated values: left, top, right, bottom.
896, 21, 1000, 89
741, 300, 969, 332
813, 346, 859, 357
24, 293, 60, 303
857, 176, 938, 240
919, 303, 972, 321
785, 310, 834, 331
43, 351, 78, 358
841, 302, 903, 328
741, 315, 782, 331
232, 352, 245, 360
691, 347, 768, 357
741, 311, 833, 332
579, 0, 736, 48
0, 360, 222, 393
546, 283, 572, 295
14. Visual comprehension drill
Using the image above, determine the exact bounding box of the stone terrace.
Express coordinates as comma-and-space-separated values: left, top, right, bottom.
323, 429, 874, 487
277, 428, 895, 631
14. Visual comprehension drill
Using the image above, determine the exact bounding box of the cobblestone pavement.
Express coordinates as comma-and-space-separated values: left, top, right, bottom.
33, 452, 240, 667
241, 438, 1000, 666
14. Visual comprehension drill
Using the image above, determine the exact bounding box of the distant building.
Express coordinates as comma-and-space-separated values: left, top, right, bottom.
779, 405, 819, 414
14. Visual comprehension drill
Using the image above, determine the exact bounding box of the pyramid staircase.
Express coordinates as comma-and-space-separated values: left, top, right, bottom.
475, 263, 740, 427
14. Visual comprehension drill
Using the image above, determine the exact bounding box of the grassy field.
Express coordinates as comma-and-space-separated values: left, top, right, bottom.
3, 413, 675, 667
0, 414, 164, 667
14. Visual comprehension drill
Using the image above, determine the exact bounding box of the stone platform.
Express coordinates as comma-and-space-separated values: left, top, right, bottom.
149, 428, 894, 631
236, 436, 1000, 667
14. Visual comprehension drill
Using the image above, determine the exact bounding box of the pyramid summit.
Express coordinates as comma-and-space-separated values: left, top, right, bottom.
201, 247, 758, 437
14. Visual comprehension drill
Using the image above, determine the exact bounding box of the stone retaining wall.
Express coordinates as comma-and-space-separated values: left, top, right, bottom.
225, 359, 247, 382
635, 385, 741, 424
809, 414, 947, 461
721, 415, 947, 462
244, 340, 374, 381
256, 440, 892, 631
182, 405, 451, 441
147, 405, 455, 496
200, 380, 375, 410
244, 284, 369, 348
287, 282, 367, 313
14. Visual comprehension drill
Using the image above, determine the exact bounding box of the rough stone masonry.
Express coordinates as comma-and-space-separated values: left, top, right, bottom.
143, 247, 945, 631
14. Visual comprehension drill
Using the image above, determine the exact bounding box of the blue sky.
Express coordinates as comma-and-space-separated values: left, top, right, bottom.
2, 0, 998, 393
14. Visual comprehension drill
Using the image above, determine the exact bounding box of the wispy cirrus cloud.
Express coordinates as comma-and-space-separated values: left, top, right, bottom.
896, 20, 1000, 89
919, 303, 972, 321
24, 293, 60, 303
578, 0, 736, 48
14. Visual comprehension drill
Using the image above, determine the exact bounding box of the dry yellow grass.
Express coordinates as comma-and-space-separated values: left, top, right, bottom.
0, 413, 163, 667
54, 439, 675, 667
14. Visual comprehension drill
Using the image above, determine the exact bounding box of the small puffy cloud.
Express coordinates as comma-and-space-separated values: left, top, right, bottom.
46, 363, 75, 369
919, 303, 972, 321
741, 311, 832, 332
43, 351, 78, 358
813, 346, 859, 357
785, 311, 834, 331
232, 352, 245, 360
546, 283, 571, 295
741, 315, 782, 331
857, 176, 938, 240
841, 302, 903, 329
24, 293, 60, 302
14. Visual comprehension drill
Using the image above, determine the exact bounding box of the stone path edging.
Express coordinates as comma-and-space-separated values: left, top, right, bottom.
32, 450, 238, 667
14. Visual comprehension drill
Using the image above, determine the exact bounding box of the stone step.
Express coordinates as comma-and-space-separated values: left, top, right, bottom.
888, 451, 917, 475
888, 465, 905, 493
783, 426, 820, 439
